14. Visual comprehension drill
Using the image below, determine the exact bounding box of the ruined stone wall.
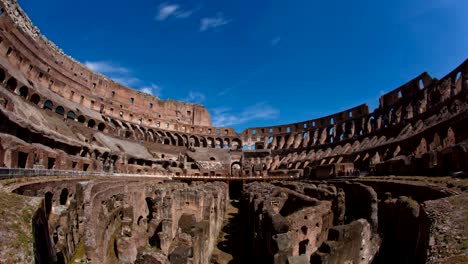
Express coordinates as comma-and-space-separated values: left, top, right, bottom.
10, 178, 228, 264
240, 179, 465, 264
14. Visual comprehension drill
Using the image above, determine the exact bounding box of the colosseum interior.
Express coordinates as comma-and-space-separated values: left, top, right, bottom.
0, 0, 466, 263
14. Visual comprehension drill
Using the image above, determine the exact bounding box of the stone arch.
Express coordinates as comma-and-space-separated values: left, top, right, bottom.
43, 100, 53, 110
6, 77, 17, 91
215, 137, 223, 148
98, 122, 106, 132
207, 137, 215, 148
55, 106, 64, 116
182, 134, 189, 147
189, 135, 200, 147
87, 119, 96, 128
200, 137, 208, 148
77, 115, 86, 123
231, 138, 242, 150
231, 162, 241, 177
223, 138, 230, 149
147, 129, 155, 142
30, 93, 40, 104
67, 111, 76, 120
165, 132, 176, 145
174, 133, 184, 146
18, 86, 28, 98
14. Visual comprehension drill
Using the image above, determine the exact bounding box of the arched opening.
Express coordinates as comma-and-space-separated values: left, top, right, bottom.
67, 111, 75, 120
55, 106, 64, 116
200, 137, 208, 148
87, 119, 96, 128
6, 77, 17, 91
43, 100, 53, 110
98, 122, 106, 131
19, 86, 28, 98
44, 192, 53, 217
149, 222, 163, 249
145, 198, 155, 224
59, 188, 69, 205
231, 162, 241, 177
30, 93, 40, 104
299, 239, 309, 255
77, 115, 85, 123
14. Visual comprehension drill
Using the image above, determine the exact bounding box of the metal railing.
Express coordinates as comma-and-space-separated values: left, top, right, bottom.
0, 168, 302, 181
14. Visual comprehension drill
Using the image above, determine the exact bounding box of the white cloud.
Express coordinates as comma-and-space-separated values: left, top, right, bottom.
155, 3, 197, 21
84, 60, 162, 96
183, 91, 206, 103
270, 36, 281, 46
156, 3, 180, 21
211, 102, 279, 127
110, 76, 142, 87
84, 61, 130, 74
140, 84, 162, 97
200, 12, 232, 32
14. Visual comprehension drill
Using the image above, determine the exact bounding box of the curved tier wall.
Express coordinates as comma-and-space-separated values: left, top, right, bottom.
0, 0, 467, 179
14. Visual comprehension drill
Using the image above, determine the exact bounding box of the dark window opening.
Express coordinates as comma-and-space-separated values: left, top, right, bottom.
88, 119, 96, 128
77, 115, 85, 123
18, 151, 28, 168
43, 100, 53, 110
83, 164, 89, 171
30, 94, 40, 104
59, 188, 69, 205
0, 69, 5, 83
6, 47, 12, 56
67, 111, 75, 120
19, 86, 28, 98
55, 106, 65, 116
44, 192, 53, 217
299, 239, 309, 255
47, 157, 56, 169
6, 77, 17, 91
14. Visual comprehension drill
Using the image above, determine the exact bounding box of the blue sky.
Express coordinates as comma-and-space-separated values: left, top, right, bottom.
19, 0, 468, 132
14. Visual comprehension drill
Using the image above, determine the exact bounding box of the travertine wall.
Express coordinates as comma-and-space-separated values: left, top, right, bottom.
13, 178, 228, 263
